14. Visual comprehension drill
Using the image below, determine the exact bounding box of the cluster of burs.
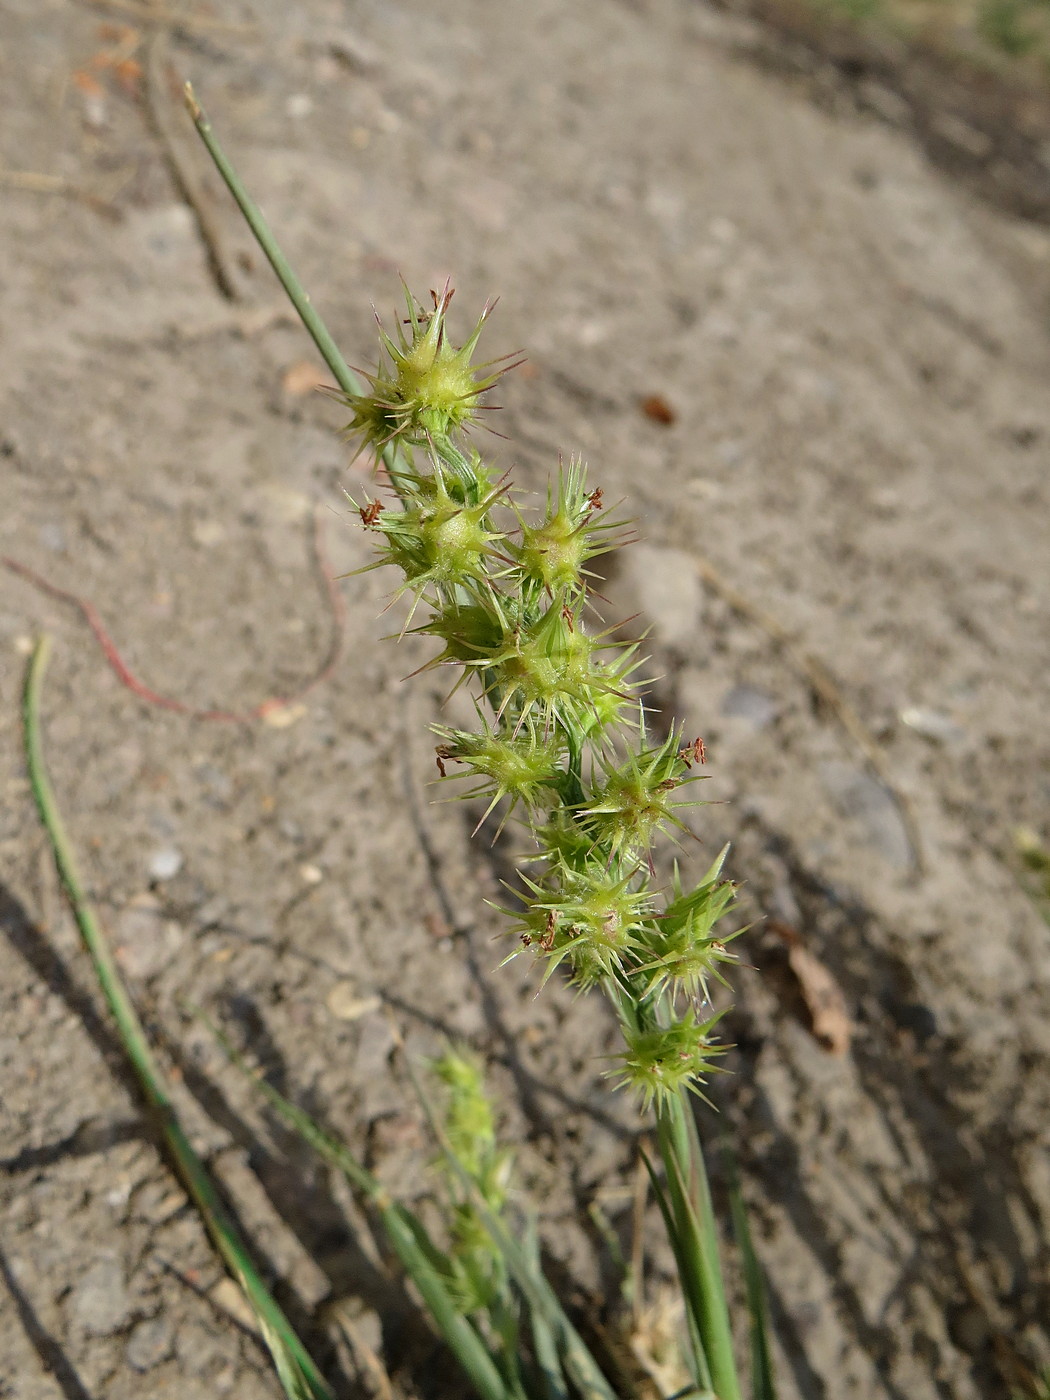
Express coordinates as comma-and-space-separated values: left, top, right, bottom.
345, 283, 739, 1105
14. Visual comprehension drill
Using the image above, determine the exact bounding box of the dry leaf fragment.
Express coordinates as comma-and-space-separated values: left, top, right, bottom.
259, 701, 307, 728
640, 393, 677, 425
770, 918, 852, 1055
326, 981, 382, 1021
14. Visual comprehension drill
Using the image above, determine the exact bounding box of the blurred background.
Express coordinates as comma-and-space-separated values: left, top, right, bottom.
1, 1, 1049, 1397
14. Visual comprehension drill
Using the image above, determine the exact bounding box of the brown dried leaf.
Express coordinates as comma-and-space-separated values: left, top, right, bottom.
112, 58, 143, 97
771, 919, 852, 1055
640, 393, 677, 425
72, 69, 106, 97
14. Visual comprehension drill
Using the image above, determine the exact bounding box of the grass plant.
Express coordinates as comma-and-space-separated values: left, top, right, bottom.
21, 92, 780, 1400
798, 0, 1050, 75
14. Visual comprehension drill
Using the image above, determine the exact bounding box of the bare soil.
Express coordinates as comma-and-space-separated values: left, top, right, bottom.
2, 1, 1049, 1398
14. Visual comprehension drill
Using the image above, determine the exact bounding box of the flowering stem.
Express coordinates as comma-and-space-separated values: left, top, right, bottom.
656, 1096, 741, 1400
180, 103, 757, 1397
183, 83, 363, 403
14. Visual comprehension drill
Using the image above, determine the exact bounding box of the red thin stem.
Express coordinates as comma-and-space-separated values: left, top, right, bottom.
3, 508, 345, 723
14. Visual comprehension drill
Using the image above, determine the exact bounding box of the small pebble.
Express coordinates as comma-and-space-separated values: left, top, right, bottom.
819, 762, 912, 871
148, 847, 183, 881
70, 1254, 133, 1336
286, 92, 314, 119
126, 1317, 172, 1372
721, 683, 779, 730
899, 706, 965, 746
191, 519, 226, 548
39, 523, 66, 553
117, 901, 183, 979
299, 863, 324, 885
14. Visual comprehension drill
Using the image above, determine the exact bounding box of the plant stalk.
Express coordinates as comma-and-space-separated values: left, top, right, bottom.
183, 83, 362, 403
23, 635, 333, 1400
656, 1095, 742, 1400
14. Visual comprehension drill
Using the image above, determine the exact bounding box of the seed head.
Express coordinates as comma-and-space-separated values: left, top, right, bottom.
581, 728, 705, 860
613, 1007, 728, 1107
432, 715, 565, 830
507, 864, 653, 989
635, 848, 740, 1001
343, 282, 515, 458
354, 462, 504, 602
512, 457, 626, 597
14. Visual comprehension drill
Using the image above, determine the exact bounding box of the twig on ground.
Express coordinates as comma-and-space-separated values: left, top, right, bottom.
327, 1306, 397, 1400
144, 31, 242, 300
0, 168, 121, 220
694, 553, 925, 875
3, 507, 345, 724
74, 0, 254, 38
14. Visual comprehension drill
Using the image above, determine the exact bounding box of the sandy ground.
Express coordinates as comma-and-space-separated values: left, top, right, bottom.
2, 1, 1050, 1397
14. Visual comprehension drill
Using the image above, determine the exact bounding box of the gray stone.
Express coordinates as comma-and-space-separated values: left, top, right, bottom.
126, 1317, 172, 1372
148, 847, 184, 881
174, 1321, 227, 1378
70, 1253, 133, 1337
721, 683, 779, 730
618, 543, 703, 649
38, 523, 66, 553
819, 762, 912, 870
116, 902, 184, 980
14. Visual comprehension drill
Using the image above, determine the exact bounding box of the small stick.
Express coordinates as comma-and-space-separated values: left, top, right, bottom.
327, 1307, 397, 1400
0, 168, 121, 220
3, 507, 345, 724
695, 553, 925, 875
145, 33, 241, 301
74, 0, 254, 37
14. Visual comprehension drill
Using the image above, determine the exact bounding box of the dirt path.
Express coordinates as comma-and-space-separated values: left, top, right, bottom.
2, 2, 1049, 1397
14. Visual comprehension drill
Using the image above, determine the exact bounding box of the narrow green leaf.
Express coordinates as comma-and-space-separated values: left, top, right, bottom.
656, 1098, 742, 1400
406, 1057, 619, 1400
23, 637, 333, 1400
214, 1031, 518, 1400
522, 1219, 570, 1400
723, 1144, 778, 1400
639, 1146, 711, 1391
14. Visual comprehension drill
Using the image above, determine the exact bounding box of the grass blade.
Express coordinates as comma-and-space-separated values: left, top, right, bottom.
521, 1218, 571, 1400
723, 1144, 777, 1400
404, 1057, 619, 1400
655, 1097, 742, 1400
639, 1146, 711, 1391
22, 636, 333, 1400
212, 1027, 519, 1400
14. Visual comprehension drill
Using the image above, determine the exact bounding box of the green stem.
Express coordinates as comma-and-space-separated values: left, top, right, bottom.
23, 636, 332, 1400
183, 83, 363, 403
656, 1094, 741, 1400
606, 977, 740, 1399
232, 1050, 515, 1400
